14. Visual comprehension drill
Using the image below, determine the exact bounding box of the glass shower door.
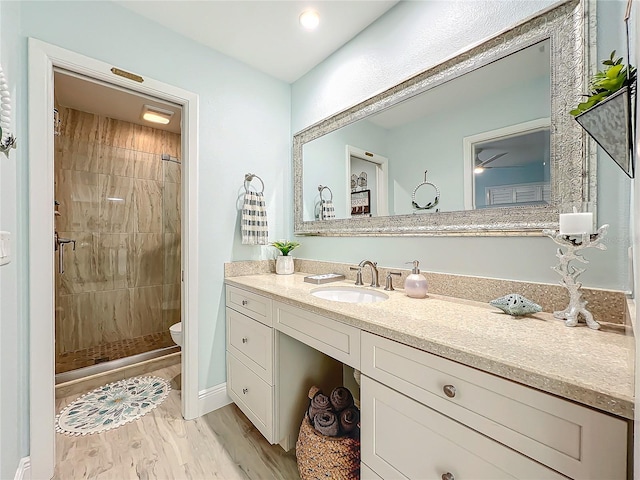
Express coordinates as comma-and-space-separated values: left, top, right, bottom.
53, 106, 181, 381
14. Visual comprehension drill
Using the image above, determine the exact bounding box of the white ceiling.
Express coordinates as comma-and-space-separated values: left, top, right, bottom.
115, 0, 399, 83
55, 1, 399, 130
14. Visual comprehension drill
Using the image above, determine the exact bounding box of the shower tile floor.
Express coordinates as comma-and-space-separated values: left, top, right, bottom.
56, 331, 176, 374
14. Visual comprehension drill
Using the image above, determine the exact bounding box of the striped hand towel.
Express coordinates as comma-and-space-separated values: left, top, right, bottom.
321, 199, 335, 220
241, 191, 269, 245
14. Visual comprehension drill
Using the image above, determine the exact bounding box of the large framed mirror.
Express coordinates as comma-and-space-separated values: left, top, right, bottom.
293, 0, 594, 236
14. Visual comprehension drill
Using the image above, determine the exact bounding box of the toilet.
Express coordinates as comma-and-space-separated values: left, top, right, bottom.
169, 322, 182, 347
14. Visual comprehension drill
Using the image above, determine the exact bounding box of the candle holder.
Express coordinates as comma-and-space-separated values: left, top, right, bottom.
542, 224, 609, 330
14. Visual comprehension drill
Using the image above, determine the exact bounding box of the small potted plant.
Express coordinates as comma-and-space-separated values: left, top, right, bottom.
271, 240, 300, 275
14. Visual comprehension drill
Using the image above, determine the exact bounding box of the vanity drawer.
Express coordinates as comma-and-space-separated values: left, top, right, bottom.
226, 285, 273, 326
361, 376, 565, 480
226, 307, 273, 384
361, 332, 628, 480
227, 352, 274, 443
273, 301, 360, 369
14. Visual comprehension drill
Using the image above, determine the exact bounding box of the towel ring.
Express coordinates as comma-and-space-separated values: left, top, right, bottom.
318, 184, 333, 202
244, 173, 264, 194
412, 170, 440, 210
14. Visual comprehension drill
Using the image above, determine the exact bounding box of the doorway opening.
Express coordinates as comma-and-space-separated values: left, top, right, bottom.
29, 38, 199, 480
53, 70, 183, 384
345, 145, 389, 218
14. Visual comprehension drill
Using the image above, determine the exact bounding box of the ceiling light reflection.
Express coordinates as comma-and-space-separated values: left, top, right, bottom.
300, 10, 320, 30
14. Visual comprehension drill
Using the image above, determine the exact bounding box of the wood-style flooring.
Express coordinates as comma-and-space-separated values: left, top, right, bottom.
54, 363, 300, 480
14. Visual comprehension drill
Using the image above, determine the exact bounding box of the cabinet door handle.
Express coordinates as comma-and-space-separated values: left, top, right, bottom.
242, 388, 248, 394
242, 337, 248, 344
241, 300, 248, 306
441, 473, 454, 480
443, 384, 456, 398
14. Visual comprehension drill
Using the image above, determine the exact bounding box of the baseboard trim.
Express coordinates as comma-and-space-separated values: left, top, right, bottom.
198, 382, 232, 417
14, 457, 31, 480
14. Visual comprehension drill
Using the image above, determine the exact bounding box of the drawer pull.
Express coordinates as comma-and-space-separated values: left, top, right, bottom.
242, 388, 248, 394
242, 300, 248, 306
441, 473, 454, 480
443, 384, 456, 398
242, 337, 248, 343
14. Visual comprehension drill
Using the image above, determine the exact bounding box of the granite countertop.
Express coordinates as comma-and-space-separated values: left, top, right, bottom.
225, 272, 635, 420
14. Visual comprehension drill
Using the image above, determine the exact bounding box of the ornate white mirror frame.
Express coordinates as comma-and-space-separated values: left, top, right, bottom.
293, 0, 595, 236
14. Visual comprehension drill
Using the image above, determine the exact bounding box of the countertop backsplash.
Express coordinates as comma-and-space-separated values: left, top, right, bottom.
224, 258, 630, 328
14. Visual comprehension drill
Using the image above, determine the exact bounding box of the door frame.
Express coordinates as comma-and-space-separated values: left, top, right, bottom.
344, 145, 389, 217
462, 117, 551, 209
28, 38, 200, 479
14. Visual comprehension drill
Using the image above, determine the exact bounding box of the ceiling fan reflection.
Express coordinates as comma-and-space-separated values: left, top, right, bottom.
474, 150, 521, 174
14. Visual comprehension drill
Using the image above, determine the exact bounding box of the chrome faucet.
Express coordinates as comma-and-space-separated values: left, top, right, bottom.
349, 266, 364, 286
358, 260, 380, 287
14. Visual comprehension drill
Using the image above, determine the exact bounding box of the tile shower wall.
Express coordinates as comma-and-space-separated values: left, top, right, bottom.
54, 107, 181, 365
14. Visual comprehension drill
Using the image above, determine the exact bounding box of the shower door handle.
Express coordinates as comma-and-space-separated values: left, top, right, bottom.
55, 233, 76, 274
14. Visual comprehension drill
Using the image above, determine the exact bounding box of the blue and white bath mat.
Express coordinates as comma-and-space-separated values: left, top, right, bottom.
56, 375, 170, 436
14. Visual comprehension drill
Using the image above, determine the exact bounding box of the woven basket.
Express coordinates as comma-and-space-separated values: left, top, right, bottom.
296, 413, 360, 480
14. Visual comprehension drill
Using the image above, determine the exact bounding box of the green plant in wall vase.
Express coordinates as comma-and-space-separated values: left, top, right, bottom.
271, 240, 300, 275
570, 51, 635, 116
571, 51, 636, 178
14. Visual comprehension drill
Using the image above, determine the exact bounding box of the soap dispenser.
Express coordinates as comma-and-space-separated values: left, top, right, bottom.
405, 260, 428, 298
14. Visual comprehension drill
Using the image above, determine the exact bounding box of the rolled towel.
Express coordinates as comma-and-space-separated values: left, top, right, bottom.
329, 387, 354, 412
308, 392, 331, 423
313, 411, 340, 437
339, 407, 360, 435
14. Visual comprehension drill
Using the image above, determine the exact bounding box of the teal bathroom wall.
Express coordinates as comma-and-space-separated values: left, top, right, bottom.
0, 2, 24, 478
2, 2, 291, 473
20, 0, 291, 400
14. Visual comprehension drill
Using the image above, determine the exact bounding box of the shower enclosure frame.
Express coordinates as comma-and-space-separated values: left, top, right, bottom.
28, 38, 200, 480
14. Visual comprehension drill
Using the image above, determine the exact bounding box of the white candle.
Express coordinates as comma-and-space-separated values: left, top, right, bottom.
559, 207, 593, 235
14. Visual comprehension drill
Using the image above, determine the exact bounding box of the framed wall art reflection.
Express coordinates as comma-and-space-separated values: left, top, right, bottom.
351, 190, 370, 216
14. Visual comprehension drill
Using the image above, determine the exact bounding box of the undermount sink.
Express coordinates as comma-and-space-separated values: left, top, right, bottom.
311, 286, 389, 304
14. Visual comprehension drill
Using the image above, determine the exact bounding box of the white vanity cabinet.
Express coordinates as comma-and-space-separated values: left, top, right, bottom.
360, 332, 629, 480
225, 280, 630, 480
225, 286, 275, 443
226, 286, 345, 450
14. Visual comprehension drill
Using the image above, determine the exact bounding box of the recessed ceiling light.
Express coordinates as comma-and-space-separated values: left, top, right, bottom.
299, 10, 320, 30
141, 104, 174, 125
